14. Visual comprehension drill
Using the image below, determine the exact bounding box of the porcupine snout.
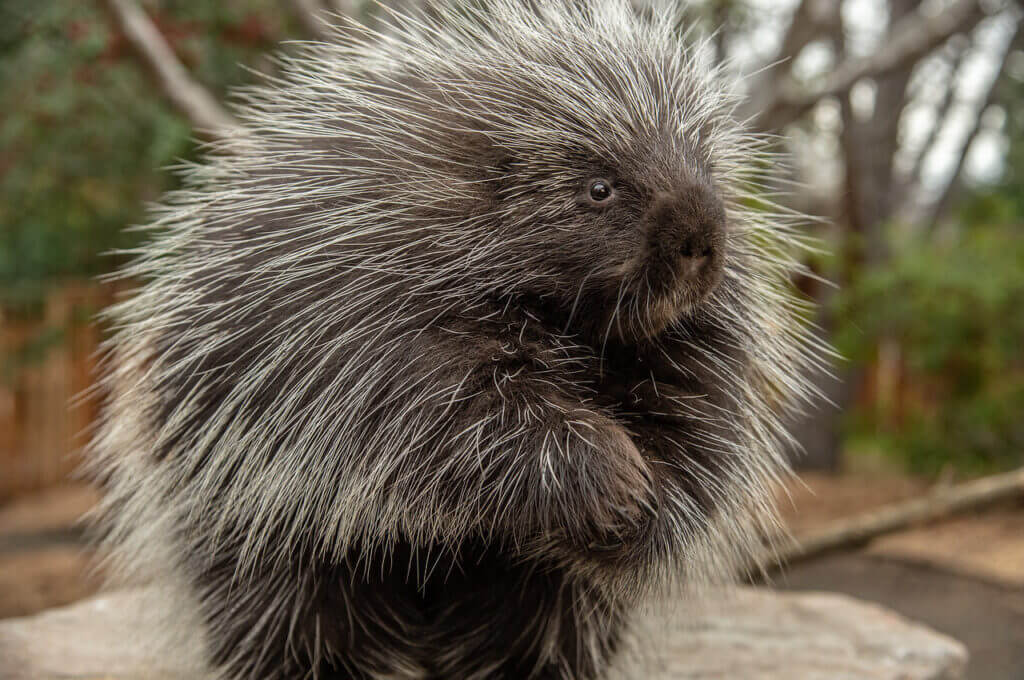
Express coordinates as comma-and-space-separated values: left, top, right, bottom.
642, 180, 727, 298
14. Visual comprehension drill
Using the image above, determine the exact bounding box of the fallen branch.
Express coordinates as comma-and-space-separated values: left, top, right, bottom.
100, 0, 240, 139
0, 527, 85, 555
755, 465, 1024, 575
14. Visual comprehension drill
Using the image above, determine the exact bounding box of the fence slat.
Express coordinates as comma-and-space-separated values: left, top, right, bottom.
0, 282, 118, 500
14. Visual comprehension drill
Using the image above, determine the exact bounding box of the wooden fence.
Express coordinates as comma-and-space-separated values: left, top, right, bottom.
0, 283, 122, 500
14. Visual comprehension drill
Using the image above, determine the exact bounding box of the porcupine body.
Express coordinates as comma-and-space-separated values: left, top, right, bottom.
89, 2, 820, 679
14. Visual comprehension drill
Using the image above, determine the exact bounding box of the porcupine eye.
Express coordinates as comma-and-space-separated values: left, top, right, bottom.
588, 179, 613, 203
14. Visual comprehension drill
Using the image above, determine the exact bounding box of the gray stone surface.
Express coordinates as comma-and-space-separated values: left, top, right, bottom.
635, 588, 968, 680
0, 587, 967, 680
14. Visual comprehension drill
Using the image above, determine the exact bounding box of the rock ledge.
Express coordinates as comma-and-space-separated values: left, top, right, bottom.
0, 586, 967, 679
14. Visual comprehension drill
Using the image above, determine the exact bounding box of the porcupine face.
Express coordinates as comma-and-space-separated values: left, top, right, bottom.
431, 23, 733, 344
514, 151, 729, 344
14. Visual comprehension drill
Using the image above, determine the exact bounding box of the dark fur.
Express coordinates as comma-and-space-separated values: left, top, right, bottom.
177, 303, 739, 679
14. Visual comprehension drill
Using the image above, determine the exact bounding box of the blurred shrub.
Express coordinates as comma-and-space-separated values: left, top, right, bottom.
834, 217, 1024, 474
0, 0, 284, 295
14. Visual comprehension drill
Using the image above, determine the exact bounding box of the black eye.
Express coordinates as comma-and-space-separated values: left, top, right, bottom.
589, 179, 613, 203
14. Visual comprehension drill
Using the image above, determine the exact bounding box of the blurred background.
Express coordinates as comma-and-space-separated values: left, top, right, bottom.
0, 0, 1021, 677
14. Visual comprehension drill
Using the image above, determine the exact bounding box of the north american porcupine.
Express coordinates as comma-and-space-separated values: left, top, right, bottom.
89, 1, 821, 678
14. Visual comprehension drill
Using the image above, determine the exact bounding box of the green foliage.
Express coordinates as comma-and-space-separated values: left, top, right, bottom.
834, 222, 1024, 474
0, 0, 285, 291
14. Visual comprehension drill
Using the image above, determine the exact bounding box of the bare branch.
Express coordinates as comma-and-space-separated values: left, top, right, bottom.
745, 0, 841, 117
709, 1, 730, 65
906, 36, 970, 189
327, 0, 361, 16
776, 0, 826, 63
757, 0, 993, 131
848, 0, 921, 257
286, 0, 337, 41
100, 0, 239, 139
924, 18, 1023, 229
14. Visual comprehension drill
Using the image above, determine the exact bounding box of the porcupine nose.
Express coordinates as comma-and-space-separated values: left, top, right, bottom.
677, 236, 712, 279
648, 182, 725, 282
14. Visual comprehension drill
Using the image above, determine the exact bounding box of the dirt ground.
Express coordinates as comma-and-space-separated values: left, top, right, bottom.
0, 484, 101, 618
1, 475, 1022, 679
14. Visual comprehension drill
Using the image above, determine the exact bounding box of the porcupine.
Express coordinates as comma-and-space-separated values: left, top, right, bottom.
88, 1, 821, 678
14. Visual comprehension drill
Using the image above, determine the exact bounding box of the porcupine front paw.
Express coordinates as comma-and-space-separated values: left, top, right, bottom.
556, 417, 660, 562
